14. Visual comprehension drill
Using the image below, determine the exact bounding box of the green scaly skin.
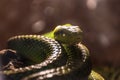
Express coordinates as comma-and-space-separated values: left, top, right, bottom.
1, 24, 104, 80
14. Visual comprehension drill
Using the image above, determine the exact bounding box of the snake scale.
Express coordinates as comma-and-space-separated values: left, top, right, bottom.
0, 24, 104, 80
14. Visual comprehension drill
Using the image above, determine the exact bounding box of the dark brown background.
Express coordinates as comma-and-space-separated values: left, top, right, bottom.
0, 0, 120, 67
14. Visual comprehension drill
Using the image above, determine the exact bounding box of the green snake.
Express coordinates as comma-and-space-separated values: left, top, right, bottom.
0, 24, 104, 80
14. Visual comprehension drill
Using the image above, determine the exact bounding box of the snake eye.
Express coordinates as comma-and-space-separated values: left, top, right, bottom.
58, 31, 67, 37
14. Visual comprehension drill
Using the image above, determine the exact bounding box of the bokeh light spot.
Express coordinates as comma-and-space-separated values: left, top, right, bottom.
32, 20, 46, 33
86, 0, 98, 10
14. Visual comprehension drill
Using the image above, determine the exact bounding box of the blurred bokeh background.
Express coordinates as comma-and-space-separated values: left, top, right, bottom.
0, 0, 119, 70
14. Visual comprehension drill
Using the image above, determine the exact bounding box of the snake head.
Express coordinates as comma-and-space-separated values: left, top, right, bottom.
53, 24, 83, 44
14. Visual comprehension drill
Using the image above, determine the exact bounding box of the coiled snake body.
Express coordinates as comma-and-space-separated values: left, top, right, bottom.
1, 24, 104, 80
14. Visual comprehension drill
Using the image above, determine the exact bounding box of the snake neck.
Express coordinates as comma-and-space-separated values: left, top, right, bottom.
63, 43, 92, 77
63, 43, 84, 66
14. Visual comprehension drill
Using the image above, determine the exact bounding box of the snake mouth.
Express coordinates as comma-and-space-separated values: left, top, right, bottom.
77, 37, 81, 39
76, 37, 82, 40
75, 37, 82, 43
